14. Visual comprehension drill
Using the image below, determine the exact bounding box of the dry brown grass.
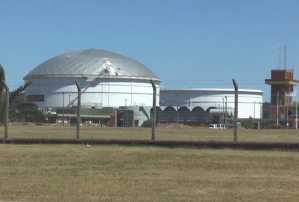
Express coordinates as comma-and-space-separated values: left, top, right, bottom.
0, 145, 299, 202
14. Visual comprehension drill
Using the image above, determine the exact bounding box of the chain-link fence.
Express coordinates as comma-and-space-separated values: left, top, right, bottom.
1, 108, 299, 144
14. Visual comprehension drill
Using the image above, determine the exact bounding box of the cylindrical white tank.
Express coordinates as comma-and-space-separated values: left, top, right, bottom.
160, 88, 263, 119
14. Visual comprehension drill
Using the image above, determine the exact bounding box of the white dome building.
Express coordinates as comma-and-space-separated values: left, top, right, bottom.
24, 49, 160, 110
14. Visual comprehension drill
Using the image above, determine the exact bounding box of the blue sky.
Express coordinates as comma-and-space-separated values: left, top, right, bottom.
1, 0, 299, 101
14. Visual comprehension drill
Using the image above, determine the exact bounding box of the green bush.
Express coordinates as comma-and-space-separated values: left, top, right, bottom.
141, 120, 152, 128
10, 102, 45, 122
241, 118, 257, 129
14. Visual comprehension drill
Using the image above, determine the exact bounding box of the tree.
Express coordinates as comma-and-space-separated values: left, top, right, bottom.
8, 82, 45, 122
9, 82, 31, 105
11, 102, 44, 122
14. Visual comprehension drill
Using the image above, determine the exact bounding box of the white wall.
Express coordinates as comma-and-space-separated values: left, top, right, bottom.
25, 78, 160, 109
160, 90, 263, 119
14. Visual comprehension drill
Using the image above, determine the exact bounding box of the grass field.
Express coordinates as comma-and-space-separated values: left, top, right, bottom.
1, 125, 299, 201
0, 145, 299, 202
1, 124, 299, 143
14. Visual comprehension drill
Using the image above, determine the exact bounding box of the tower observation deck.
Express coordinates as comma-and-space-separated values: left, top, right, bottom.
265, 69, 299, 105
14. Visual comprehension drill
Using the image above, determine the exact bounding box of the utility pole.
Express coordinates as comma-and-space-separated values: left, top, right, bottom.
151, 80, 157, 142
75, 80, 81, 140
232, 79, 239, 142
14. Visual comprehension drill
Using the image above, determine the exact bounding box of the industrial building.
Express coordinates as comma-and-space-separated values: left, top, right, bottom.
24, 49, 160, 126
160, 88, 263, 122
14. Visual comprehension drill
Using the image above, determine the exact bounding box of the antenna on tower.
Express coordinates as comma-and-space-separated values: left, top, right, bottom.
278, 47, 282, 69
283, 45, 287, 69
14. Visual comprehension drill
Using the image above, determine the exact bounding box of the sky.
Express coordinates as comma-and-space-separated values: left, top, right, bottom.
1, 0, 299, 101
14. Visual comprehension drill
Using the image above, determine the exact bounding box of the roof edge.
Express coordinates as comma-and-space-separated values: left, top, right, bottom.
24, 74, 161, 82
161, 88, 263, 94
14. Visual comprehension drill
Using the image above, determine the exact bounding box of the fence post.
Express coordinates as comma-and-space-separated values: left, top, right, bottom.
114, 109, 118, 128
62, 92, 65, 126
75, 80, 81, 140
0, 81, 9, 142
0, 64, 9, 141
4, 84, 9, 141
151, 80, 157, 142
232, 79, 239, 142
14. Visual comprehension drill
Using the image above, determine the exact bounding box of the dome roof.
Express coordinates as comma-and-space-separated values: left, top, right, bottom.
24, 49, 160, 81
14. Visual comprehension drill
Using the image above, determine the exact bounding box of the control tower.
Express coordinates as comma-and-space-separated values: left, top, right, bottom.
265, 69, 299, 106
265, 46, 299, 127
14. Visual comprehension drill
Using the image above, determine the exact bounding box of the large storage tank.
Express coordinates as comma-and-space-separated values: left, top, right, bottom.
24, 49, 160, 109
160, 88, 263, 119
